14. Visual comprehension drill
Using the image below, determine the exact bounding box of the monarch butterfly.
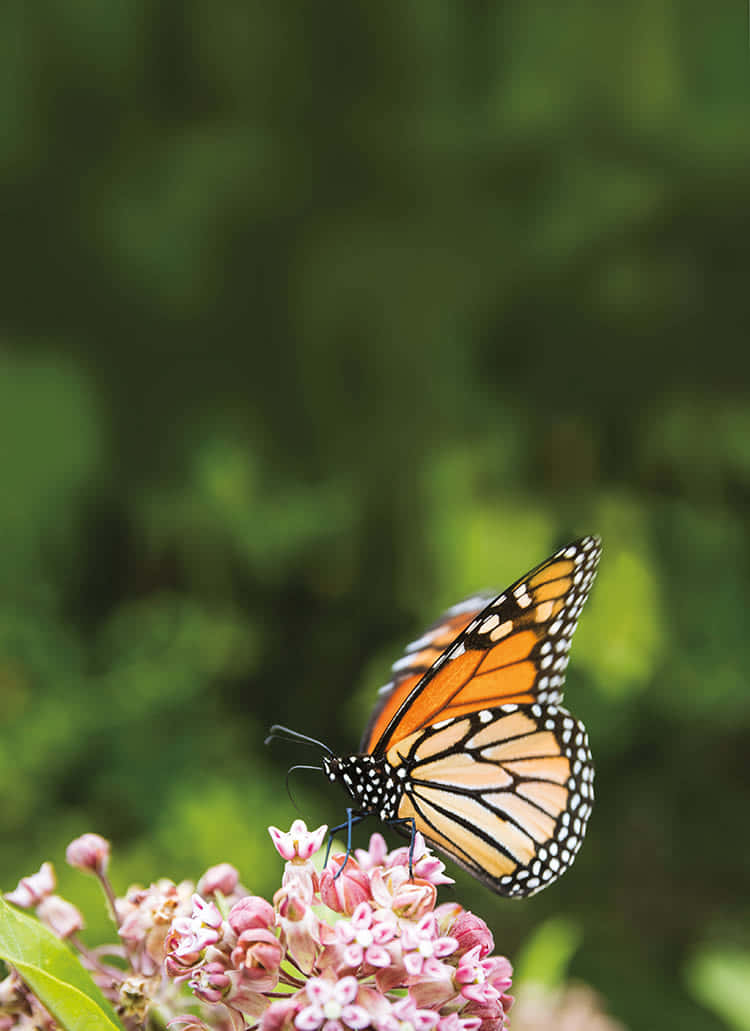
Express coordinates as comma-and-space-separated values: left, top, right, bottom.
268, 535, 600, 897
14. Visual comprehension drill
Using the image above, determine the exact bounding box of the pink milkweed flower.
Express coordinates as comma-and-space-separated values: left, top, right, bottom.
270, 820, 328, 862
37, 895, 84, 939
408, 974, 458, 1012
65, 833, 110, 876
168, 894, 224, 968
437, 1015, 482, 1031
198, 863, 240, 898
229, 895, 276, 935
433, 903, 462, 935
454, 947, 501, 1006
462, 992, 513, 1031
295, 976, 370, 1031
262, 995, 303, 1031
118, 878, 193, 976
354, 833, 389, 871
461, 955, 513, 1030
400, 914, 458, 978
380, 993, 441, 1031
386, 834, 454, 887
445, 911, 494, 959
231, 928, 284, 991
320, 857, 372, 915
370, 866, 436, 920
189, 959, 232, 1004
5, 862, 56, 908
334, 902, 396, 969
275, 890, 323, 973
5, 817, 514, 1031
482, 956, 512, 995
272, 820, 328, 905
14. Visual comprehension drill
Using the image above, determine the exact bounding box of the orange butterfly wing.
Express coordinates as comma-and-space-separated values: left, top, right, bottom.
363, 536, 601, 757
359, 592, 495, 754
388, 702, 594, 896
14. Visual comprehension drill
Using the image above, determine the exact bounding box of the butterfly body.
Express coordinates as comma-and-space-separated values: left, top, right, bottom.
323, 754, 402, 821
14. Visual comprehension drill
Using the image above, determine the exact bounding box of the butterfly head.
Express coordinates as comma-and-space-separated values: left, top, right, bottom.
323, 754, 400, 819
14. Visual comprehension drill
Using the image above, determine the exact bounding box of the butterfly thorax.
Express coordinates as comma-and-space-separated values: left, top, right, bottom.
323, 754, 404, 821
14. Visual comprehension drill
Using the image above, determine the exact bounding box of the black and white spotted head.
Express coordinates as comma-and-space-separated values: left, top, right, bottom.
323, 754, 402, 821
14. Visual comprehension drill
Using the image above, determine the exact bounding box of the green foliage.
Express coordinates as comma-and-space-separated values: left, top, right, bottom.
513, 917, 582, 992
687, 946, 750, 1031
0, 899, 124, 1031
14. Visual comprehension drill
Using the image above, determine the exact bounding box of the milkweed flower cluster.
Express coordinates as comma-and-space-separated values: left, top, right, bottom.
2, 822, 513, 1031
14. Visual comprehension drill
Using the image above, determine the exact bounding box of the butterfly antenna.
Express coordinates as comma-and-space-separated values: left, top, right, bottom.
285, 764, 324, 813
265, 724, 334, 756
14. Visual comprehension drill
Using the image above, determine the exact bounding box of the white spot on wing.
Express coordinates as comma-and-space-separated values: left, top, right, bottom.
480, 613, 500, 634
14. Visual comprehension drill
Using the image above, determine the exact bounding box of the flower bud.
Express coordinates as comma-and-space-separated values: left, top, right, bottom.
229, 895, 275, 935
198, 862, 239, 897
37, 895, 84, 938
448, 911, 494, 958
319, 857, 371, 915
231, 928, 283, 991
5, 862, 56, 908
65, 834, 110, 876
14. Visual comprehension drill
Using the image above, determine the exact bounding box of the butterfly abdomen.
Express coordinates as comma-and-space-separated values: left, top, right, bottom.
323, 754, 403, 820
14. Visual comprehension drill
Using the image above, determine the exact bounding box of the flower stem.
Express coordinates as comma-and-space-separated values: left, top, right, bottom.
97, 870, 121, 928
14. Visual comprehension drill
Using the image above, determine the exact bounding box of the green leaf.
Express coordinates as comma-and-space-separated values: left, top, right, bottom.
0, 897, 125, 1031
686, 945, 750, 1031
513, 916, 582, 990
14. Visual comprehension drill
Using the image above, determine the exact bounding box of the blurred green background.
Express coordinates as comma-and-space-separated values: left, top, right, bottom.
1, 3, 749, 1029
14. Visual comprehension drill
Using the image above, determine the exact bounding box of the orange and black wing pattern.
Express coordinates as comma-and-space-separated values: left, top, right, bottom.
363, 535, 601, 758
387, 701, 594, 896
359, 592, 495, 754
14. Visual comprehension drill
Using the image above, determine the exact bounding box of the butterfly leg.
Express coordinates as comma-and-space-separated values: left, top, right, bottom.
386, 816, 417, 879
325, 809, 369, 879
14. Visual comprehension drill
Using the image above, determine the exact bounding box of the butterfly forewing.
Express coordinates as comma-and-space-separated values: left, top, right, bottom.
389, 703, 594, 896
364, 535, 601, 757
359, 592, 496, 754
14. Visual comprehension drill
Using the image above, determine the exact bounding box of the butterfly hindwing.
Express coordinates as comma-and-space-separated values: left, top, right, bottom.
388, 703, 594, 897
363, 535, 601, 756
